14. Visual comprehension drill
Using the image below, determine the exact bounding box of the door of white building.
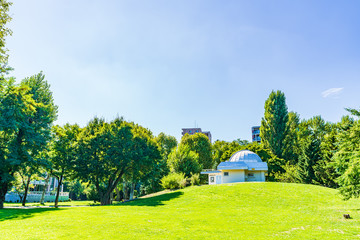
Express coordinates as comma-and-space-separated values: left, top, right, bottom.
216, 175, 222, 184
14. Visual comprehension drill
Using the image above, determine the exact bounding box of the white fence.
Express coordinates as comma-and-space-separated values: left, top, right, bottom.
5, 192, 70, 203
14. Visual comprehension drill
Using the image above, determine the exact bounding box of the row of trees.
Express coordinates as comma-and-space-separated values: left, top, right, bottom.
260, 90, 360, 200
5, 88, 359, 208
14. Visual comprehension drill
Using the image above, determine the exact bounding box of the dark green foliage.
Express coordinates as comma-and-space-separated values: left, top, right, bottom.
260, 90, 289, 159
66, 180, 86, 200
212, 140, 241, 167
345, 107, 360, 117
314, 127, 339, 188
296, 136, 321, 184
282, 111, 301, 164
180, 133, 213, 169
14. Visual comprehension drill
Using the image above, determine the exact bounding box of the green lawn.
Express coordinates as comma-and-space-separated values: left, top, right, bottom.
1, 182, 359, 239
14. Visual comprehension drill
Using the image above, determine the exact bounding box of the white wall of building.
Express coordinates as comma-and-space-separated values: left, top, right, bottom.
245, 170, 265, 182
222, 170, 245, 183
206, 170, 266, 184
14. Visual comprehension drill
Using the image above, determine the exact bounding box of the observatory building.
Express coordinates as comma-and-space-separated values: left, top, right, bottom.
201, 150, 268, 184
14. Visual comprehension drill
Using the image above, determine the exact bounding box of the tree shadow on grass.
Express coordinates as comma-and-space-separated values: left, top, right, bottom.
118, 191, 184, 207
0, 208, 62, 222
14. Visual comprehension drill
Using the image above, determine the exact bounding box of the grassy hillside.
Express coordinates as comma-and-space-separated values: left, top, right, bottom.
1, 182, 359, 239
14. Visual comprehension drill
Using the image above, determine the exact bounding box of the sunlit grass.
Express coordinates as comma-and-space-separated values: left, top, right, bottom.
1, 182, 359, 239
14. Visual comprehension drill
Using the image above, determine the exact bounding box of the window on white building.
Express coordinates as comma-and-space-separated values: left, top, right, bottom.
224, 172, 229, 176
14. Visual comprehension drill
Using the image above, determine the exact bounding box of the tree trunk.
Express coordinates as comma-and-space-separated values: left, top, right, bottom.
54, 175, 63, 208
40, 174, 50, 204
100, 177, 123, 205
22, 177, 31, 207
129, 182, 135, 200
123, 182, 128, 200
0, 183, 8, 209
115, 187, 120, 201
100, 193, 112, 205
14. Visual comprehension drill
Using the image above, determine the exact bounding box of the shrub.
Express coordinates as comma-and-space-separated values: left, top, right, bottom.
190, 173, 200, 186
161, 172, 186, 190
274, 163, 299, 183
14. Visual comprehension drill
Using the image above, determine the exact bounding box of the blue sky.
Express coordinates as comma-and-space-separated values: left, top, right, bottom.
6, 0, 360, 142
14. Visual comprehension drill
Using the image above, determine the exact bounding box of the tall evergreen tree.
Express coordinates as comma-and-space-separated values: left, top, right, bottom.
283, 111, 301, 164
260, 90, 289, 159
296, 136, 321, 184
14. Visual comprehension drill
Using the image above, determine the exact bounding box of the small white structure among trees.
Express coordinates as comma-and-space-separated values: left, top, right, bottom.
202, 150, 268, 184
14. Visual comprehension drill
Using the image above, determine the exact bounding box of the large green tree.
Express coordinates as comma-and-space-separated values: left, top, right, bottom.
74, 117, 160, 205
260, 90, 289, 159
167, 145, 201, 177
0, 0, 14, 209
0, 73, 57, 208
180, 133, 213, 169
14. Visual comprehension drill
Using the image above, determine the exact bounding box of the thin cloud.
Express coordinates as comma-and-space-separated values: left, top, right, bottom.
321, 88, 344, 98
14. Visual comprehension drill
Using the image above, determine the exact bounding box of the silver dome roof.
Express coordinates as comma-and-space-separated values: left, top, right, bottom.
228, 150, 262, 162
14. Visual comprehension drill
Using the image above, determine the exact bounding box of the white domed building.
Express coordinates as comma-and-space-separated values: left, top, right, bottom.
201, 150, 268, 184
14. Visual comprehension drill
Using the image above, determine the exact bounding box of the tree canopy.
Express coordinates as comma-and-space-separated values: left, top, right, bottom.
74, 117, 160, 205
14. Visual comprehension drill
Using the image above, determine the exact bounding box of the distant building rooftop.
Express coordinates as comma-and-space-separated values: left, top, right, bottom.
181, 128, 212, 142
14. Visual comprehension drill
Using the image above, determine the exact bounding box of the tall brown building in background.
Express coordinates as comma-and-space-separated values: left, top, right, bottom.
181, 128, 212, 143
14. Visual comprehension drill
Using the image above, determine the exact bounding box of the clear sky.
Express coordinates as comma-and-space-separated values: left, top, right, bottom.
6, 0, 360, 142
